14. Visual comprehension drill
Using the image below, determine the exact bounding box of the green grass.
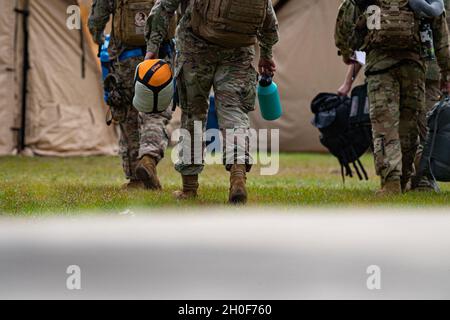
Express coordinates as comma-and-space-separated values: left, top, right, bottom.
0, 152, 449, 215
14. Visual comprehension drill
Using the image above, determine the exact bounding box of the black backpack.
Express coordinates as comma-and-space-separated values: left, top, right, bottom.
311, 84, 373, 181
419, 96, 450, 182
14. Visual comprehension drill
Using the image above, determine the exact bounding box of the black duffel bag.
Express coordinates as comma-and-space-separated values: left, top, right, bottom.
311, 84, 373, 181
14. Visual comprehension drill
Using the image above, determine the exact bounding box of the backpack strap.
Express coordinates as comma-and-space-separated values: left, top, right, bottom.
357, 159, 369, 180
341, 164, 346, 184
350, 145, 369, 180
427, 97, 446, 189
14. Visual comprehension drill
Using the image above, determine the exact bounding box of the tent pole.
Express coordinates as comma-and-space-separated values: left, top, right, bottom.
15, 0, 30, 153
79, 25, 86, 78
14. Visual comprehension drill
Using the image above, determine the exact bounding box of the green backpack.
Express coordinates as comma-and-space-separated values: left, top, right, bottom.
190, 0, 268, 48
365, 0, 420, 51
113, 0, 177, 47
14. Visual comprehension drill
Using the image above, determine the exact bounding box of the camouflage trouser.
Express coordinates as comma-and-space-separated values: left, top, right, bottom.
367, 61, 426, 186
415, 79, 441, 169
174, 30, 258, 176
107, 57, 172, 180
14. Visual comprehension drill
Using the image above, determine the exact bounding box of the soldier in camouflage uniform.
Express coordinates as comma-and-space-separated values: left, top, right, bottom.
335, 0, 450, 195
145, 0, 279, 204
413, 0, 450, 191
88, 0, 173, 190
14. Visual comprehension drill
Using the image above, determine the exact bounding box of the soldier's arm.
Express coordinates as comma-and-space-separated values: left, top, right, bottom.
258, 0, 280, 60
88, 0, 114, 45
432, 13, 450, 84
145, 0, 181, 56
335, 0, 357, 64
338, 63, 362, 96
446, 0, 450, 26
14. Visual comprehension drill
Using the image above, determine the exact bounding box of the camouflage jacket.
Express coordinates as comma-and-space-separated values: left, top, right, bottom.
335, 0, 450, 80
426, 0, 450, 81
145, 0, 279, 59
335, 0, 358, 63
89, 0, 160, 60
88, 0, 128, 60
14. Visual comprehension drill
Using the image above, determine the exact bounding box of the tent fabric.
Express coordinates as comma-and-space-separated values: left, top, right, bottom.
0, 0, 17, 155
0, 0, 118, 157
250, 0, 361, 152
25, 0, 117, 156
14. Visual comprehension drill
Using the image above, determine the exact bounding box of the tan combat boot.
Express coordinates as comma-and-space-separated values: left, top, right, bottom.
173, 175, 199, 200
135, 155, 162, 190
411, 175, 440, 193
122, 179, 145, 190
376, 179, 402, 196
402, 178, 412, 194
229, 164, 248, 204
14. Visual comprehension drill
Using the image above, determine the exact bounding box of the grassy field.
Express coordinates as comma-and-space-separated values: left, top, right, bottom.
0, 153, 449, 215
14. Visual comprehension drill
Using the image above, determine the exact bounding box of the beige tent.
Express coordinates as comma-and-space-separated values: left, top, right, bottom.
0, 0, 117, 156
250, 0, 356, 152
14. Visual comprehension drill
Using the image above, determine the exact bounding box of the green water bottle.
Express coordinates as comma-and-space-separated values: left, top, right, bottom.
257, 75, 282, 121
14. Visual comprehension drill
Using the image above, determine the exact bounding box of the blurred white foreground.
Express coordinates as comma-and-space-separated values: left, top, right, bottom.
1, 209, 450, 300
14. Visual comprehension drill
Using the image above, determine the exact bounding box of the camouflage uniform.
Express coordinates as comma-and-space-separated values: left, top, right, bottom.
335, 0, 450, 188
88, 0, 172, 181
335, 0, 362, 63
146, 0, 279, 176
419, 0, 450, 158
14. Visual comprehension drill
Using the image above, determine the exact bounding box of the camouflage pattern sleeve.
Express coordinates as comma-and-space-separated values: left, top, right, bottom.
88, 0, 114, 45
432, 12, 450, 81
426, 0, 450, 80
145, 0, 181, 53
446, 0, 450, 27
335, 0, 356, 61
258, 0, 280, 60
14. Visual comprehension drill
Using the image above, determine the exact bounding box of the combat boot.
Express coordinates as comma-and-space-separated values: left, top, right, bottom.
401, 178, 412, 194
411, 176, 440, 193
173, 175, 199, 200
376, 179, 402, 196
121, 179, 145, 190
136, 155, 162, 190
229, 164, 248, 204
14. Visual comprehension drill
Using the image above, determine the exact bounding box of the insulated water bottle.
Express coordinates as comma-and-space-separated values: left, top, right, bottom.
257, 75, 282, 121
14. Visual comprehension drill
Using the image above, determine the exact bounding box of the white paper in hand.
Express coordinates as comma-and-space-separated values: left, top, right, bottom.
354, 51, 366, 66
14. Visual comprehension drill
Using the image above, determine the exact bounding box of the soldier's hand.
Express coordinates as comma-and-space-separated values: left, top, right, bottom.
258, 58, 276, 76
342, 56, 352, 65
145, 52, 158, 60
338, 82, 352, 97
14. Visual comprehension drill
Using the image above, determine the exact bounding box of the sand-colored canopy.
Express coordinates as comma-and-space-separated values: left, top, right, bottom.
0, 0, 117, 156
